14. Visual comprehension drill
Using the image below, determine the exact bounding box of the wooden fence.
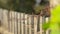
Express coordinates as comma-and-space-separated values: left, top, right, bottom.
0, 8, 50, 34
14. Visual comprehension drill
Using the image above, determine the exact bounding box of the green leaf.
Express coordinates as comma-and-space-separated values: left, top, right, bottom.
42, 22, 50, 31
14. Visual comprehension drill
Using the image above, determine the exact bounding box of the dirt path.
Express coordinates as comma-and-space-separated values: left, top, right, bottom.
0, 26, 14, 34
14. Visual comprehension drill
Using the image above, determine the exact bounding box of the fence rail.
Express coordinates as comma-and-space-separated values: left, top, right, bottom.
0, 8, 50, 34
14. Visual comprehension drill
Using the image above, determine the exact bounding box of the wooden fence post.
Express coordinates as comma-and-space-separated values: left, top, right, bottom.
40, 16, 44, 34
0, 8, 3, 26
17, 13, 20, 34
25, 14, 28, 34
29, 15, 32, 34
21, 13, 24, 34
34, 15, 38, 34
46, 17, 50, 34
3, 9, 9, 30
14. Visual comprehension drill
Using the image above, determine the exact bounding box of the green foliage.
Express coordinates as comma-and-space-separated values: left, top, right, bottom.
0, 0, 49, 14
42, 22, 60, 34
34, 5, 46, 14
42, 22, 50, 31
42, 5, 60, 34
34, 0, 49, 14
0, 0, 34, 14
